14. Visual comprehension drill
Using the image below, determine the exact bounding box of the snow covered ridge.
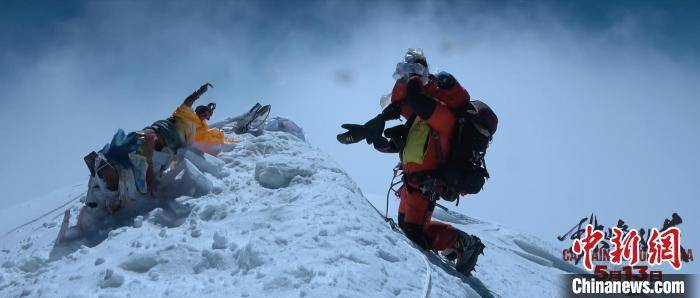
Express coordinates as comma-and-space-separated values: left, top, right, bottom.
1, 119, 582, 297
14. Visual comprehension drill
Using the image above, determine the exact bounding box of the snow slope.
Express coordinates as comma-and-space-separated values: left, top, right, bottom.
0, 121, 582, 297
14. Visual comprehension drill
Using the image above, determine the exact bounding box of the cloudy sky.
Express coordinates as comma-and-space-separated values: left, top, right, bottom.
1, 0, 698, 271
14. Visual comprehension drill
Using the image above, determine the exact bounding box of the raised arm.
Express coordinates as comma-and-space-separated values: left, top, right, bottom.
182, 83, 213, 108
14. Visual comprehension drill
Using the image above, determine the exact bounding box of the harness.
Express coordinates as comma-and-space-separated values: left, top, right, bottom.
402, 170, 460, 205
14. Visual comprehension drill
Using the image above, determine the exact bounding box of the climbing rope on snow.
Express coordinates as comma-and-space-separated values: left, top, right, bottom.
361, 178, 432, 298
2, 192, 85, 238
371, 168, 496, 298
420, 251, 432, 298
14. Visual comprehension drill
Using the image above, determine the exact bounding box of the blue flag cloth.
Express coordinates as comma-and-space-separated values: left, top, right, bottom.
100, 129, 140, 169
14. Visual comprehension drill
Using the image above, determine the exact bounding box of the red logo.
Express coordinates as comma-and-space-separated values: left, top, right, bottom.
647, 227, 682, 269
609, 227, 641, 266
572, 225, 605, 270
571, 224, 684, 271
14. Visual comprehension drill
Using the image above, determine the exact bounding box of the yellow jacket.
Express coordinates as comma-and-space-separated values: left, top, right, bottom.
172, 104, 231, 155
194, 119, 224, 145
171, 105, 201, 146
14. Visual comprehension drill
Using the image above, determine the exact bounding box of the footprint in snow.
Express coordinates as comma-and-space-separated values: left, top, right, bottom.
376, 249, 401, 263
119, 255, 159, 273
212, 233, 227, 250
99, 269, 124, 288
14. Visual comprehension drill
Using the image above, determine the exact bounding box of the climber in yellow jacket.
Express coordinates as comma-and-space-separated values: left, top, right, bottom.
148, 83, 233, 157
192, 102, 235, 156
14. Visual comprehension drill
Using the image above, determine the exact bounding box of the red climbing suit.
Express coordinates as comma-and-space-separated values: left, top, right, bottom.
389, 75, 470, 251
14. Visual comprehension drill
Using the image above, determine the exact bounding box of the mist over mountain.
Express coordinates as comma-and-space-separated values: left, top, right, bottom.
0, 0, 697, 281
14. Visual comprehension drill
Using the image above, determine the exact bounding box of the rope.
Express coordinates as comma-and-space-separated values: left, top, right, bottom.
2, 192, 85, 237
363, 167, 432, 298
384, 163, 402, 219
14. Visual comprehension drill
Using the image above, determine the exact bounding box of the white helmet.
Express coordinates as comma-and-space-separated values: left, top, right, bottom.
404, 48, 427, 66
393, 48, 429, 83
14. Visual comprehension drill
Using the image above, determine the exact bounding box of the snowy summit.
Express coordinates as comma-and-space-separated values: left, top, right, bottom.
0, 118, 582, 297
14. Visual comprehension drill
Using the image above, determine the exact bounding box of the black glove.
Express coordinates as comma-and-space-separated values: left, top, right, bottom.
337, 114, 387, 145
190, 83, 213, 100
384, 124, 406, 150
337, 124, 365, 144
372, 137, 397, 153
406, 76, 423, 96
337, 103, 402, 145
198, 83, 214, 94
184, 83, 214, 106
363, 115, 386, 144
379, 102, 401, 121
405, 76, 436, 120
337, 124, 396, 152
